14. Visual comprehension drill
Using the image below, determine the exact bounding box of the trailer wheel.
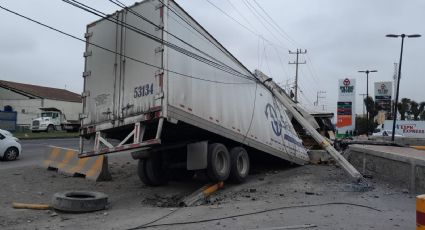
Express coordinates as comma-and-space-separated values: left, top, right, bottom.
207, 143, 230, 182
137, 159, 152, 185
229, 147, 250, 183
138, 154, 167, 186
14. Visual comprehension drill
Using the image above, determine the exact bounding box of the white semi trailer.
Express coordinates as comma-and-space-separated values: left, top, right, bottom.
79, 0, 312, 186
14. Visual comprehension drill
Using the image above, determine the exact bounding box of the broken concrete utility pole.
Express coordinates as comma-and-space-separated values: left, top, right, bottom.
255, 70, 364, 183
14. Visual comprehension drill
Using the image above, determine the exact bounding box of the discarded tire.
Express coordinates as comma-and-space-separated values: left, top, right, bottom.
229, 147, 250, 183
51, 191, 108, 212
207, 143, 230, 182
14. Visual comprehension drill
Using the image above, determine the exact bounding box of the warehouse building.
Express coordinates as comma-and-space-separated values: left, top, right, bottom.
0, 80, 81, 130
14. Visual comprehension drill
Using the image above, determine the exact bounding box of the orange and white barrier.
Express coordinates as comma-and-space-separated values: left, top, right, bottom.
43, 146, 111, 181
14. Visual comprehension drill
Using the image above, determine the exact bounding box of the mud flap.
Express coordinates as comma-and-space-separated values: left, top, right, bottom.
187, 141, 208, 170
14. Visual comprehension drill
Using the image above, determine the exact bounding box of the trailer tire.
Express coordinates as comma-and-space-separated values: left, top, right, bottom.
229, 147, 250, 183
137, 159, 152, 185
143, 154, 167, 186
51, 191, 108, 213
207, 143, 230, 182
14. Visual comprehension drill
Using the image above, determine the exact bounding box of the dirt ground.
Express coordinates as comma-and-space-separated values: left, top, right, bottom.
0, 153, 415, 230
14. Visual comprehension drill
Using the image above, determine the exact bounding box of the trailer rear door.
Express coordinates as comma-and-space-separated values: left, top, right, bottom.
83, 2, 163, 127
83, 13, 124, 125
119, 3, 164, 117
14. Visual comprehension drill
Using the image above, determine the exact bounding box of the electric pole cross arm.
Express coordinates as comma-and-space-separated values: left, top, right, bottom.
255, 70, 364, 183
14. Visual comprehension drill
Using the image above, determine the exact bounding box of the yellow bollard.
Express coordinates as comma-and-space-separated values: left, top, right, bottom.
417, 195, 425, 229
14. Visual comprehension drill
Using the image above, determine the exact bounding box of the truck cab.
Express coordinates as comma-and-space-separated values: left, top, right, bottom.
31, 108, 64, 132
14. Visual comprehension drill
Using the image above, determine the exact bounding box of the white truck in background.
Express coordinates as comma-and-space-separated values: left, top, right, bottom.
31, 108, 80, 132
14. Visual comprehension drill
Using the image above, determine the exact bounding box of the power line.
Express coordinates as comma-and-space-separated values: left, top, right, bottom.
0, 4, 253, 85
63, 0, 257, 82
203, 0, 286, 50
241, 0, 289, 50
239, 0, 291, 82
249, 0, 322, 93
109, 0, 239, 75
155, 0, 260, 81
251, 0, 299, 48
225, 0, 260, 35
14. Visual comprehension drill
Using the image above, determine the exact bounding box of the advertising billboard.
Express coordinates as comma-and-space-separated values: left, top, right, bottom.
336, 78, 356, 137
383, 120, 425, 138
374, 81, 392, 118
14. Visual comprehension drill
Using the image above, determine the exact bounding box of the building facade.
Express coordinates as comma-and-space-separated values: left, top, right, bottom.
0, 80, 82, 128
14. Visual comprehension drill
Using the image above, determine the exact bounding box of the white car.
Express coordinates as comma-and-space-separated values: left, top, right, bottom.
0, 129, 21, 161
372, 129, 403, 137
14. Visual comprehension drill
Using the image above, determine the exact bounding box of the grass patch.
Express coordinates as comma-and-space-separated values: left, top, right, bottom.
13, 131, 79, 140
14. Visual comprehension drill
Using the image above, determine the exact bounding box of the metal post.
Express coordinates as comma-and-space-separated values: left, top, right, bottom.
391, 34, 405, 142
366, 71, 369, 131
358, 70, 377, 136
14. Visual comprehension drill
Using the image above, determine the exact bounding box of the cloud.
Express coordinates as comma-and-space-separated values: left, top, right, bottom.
0, 31, 38, 55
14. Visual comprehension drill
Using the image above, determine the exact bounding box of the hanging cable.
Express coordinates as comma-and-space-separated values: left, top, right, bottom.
0, 4, 254, 86
107, 0, 252, 82
63, 0, 257, 82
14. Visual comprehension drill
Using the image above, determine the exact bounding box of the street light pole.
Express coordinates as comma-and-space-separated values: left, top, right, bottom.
386, 33, 421, 142
358, 70, 377, 135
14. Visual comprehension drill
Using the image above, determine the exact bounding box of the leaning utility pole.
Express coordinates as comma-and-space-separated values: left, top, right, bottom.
289, 49, 307, 102
255, 70, 364, 183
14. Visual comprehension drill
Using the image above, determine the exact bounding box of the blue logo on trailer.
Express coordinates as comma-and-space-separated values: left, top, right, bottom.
265, 103, 282, 136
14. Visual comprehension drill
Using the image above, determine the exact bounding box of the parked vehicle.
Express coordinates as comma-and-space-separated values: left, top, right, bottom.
372, 129, 403, 137
79, 0, 310, 186
0, 129, 21, 161
31, 108, 80, 132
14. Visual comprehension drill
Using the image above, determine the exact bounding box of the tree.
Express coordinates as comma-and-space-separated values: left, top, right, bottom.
419, 111, 425, 121
409, 100, 425, 120
419, 102, 425, 120
355, 116, 376, 135
364, 96, 380, 121
397, 98, 411, 120
363, 97, 381, 134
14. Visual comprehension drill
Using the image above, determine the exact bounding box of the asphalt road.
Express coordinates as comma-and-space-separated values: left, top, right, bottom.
0, 138, 79, 171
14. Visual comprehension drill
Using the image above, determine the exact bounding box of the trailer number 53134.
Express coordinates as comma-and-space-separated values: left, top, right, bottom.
134, 83, 154, 98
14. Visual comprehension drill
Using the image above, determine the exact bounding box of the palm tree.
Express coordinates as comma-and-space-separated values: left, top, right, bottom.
419, 102, 425, 120
363, 97, 381, 134
397, 98, 411, 120
410, 101, 424, 120
364, 96, 379, 120
410, 101, 419, 120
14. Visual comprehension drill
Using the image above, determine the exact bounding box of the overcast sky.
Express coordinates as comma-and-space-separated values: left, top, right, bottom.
0, 0, 424, 114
